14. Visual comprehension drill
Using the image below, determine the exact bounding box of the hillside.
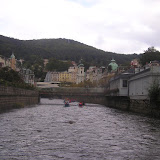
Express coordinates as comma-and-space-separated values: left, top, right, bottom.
0, 35, 139, 67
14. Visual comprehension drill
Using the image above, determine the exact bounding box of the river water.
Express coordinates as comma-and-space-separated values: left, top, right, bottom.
0, 98, 160, 160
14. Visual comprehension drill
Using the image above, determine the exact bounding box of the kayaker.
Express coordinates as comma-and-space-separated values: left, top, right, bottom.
79, 102, 83, 107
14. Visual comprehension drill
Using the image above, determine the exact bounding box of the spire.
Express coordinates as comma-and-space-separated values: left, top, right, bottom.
78, 58, 84, 67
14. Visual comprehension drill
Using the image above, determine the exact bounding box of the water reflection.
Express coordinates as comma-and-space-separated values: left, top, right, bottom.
0, 98, 160, 160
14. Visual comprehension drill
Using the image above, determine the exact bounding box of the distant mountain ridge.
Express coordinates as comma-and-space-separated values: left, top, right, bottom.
0, 35, 139, 67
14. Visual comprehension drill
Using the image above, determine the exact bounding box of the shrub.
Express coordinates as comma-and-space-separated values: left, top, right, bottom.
148, 79, 160, 107
12, 103, 25, 108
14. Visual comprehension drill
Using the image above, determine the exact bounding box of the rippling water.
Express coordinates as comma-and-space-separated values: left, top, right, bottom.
0, 98, 160, 160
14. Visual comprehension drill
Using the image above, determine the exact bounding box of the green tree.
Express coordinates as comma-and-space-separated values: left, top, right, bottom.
148, 79, 160, 108
0, 67, 23, 83
108, 65, 112, 73
46, 58, 72, 72
140, 47, 160, 66
0, 67, 35, 89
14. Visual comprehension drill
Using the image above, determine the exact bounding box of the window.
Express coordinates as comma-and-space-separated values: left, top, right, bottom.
122, 80, 127, 87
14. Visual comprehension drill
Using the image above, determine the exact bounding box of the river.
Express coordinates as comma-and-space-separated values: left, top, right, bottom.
0, 98, 160, 160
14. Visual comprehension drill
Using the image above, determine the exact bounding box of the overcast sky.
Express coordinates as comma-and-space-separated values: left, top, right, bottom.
0, 0, 160, 54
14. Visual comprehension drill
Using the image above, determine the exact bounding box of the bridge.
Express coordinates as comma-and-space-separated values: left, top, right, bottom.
39, 87, 107, 105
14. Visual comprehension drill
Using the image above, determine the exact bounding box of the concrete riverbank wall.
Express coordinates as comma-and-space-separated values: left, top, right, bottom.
0, 86, 39, 112
40, 87, 160, 118
105, 96, 160, 118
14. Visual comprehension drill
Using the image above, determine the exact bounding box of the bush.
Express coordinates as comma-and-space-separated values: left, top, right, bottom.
148, 79, 160, 107
13, 103, 24, 108
0, 67, 35, 90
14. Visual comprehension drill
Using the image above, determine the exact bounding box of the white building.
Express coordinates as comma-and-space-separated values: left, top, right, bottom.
107, 72, 133, 96
20, 68, 35, 85
76, 63, 85, 84
44, 72, 52, 82
129, 66, 160, 100
44, 72, 59, 82
107, 66, 160, 100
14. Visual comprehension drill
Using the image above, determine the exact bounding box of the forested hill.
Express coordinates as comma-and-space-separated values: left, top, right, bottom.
0, 35, 138, 66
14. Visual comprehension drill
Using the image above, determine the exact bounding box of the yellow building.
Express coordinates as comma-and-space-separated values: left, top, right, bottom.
58, 71, 71, 82
68, 66, 78, 83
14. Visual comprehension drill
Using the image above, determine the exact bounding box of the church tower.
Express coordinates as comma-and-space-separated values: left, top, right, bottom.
76, 59, 85, 84
10, 53, 16, 70
108, 58, 118, 73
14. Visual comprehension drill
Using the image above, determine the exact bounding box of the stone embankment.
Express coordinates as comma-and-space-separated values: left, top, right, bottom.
105, 96, 160, 118
0, 86, 39, 112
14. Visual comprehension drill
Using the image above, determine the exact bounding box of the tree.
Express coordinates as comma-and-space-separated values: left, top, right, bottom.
140, 46, 160, 65
0, 67, 35, 89
0, 67, 23, 83
144, 46, 157, 53
45, 58, 72, 72
108, 65, 112, 73
148, 79, 160, 108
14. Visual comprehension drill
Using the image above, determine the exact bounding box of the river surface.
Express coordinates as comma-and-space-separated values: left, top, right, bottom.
0, 98, 160, 160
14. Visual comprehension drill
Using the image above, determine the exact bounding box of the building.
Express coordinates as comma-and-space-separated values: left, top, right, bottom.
44, 61, 79, 84
86, 66, 95, 82
10, 53, 16, 70
68, 65, 78, 83
44, 72, 59, 82
86, 66, 103, 84
44, 59, 49, 67
44, 60, 106, 85
76, 62, 85, 84
131, 59, 140, 68
108, 59, 118, 73
129, 66, 160, 100
0, 56, 6, 68
20, 68, 35, 85
107, 65, 160, 100
106, 71, 134, 96
0, 55, 11, 68
58, 71, 71, 82
44, 72, 52, 82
